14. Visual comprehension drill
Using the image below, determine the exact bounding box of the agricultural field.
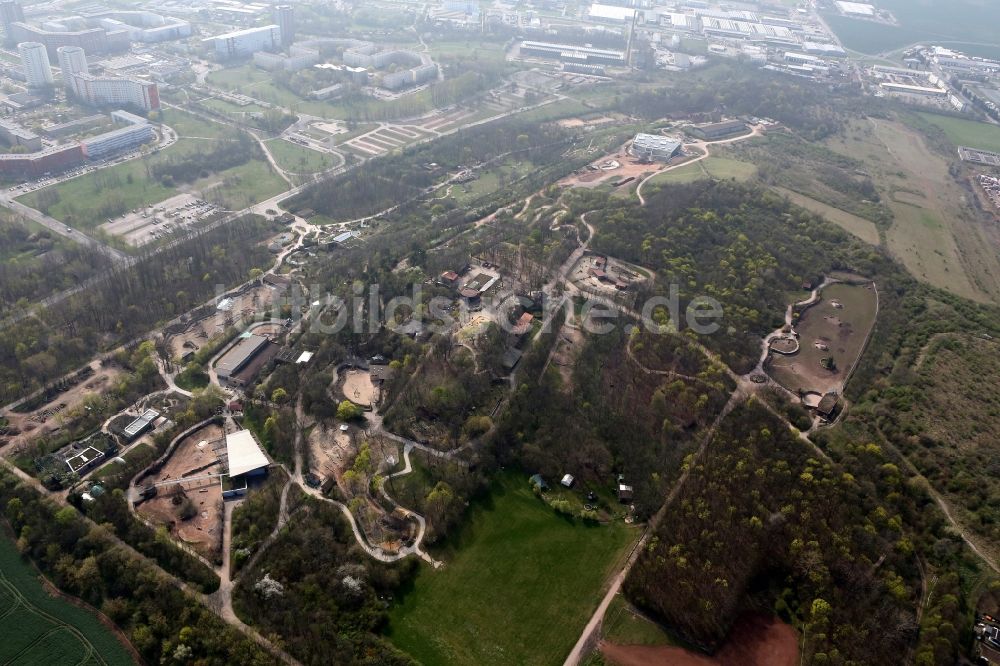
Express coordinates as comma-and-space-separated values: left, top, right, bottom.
768, 281, 878, 397
916, 112, 1000, 153
0, 533, 134, 666
773, 187, 881, 246
826, 118, 999, 303
386, 472, 638, 666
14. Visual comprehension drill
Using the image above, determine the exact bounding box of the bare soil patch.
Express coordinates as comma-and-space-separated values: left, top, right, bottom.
601, 614, 797, 666
307, 422, 353, 485
341, 369, 377, 407
136, 422, 224, 562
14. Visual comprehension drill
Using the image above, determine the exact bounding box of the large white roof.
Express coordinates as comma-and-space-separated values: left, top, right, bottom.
226, 430, 269, 477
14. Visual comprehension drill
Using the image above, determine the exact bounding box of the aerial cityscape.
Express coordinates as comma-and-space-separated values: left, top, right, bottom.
2, 0, 1000, 665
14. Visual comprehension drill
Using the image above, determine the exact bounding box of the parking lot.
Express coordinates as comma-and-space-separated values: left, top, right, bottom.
99, 193, 220, 247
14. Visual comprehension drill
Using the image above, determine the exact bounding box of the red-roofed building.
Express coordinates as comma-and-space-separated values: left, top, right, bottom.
513, 312, 534, 336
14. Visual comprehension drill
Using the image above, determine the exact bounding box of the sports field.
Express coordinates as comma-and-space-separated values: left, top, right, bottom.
0, 534, 134, 666
386, 472, 638, 666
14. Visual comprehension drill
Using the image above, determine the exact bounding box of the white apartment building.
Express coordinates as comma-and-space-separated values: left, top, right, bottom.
18, 41, 53, 87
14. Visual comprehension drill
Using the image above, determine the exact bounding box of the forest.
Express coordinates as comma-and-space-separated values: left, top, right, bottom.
0, 214, 281, 405
576, 180, 879, 372
0, 468, 278, 665
232, 500, 418, 666
625, 400, 918, 663
0, 216, 114, 313
286, 117, 575, 222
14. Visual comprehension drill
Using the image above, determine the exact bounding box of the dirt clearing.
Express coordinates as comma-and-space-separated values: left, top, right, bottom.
601, 614, 797, 666
341, 369, 376, 407
136, 422, 224, 563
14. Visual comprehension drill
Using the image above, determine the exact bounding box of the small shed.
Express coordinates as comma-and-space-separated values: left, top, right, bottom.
561, 474, 575, 488
816, 392, 840, 420
618, 484, 634, 503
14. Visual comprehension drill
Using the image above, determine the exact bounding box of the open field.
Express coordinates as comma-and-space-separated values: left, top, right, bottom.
264, 139, 340, 175
387, 472, 638, 666
826, 118, 997, 303
18, 140, 286, 231
161, 109, 231, 139
916, 112, 1000, 153
772, 187, 881, 245
768, 282, 878, 397
645, 157, 756, 189
0, 533, 135, 666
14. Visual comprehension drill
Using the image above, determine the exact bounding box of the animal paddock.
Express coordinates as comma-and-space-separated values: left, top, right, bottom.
767, 282, 878, 398
135, 422, 226, 562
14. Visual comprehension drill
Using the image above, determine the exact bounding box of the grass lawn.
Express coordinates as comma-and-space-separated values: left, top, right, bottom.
0, 531, 134, 666
647, 161, 706, 186
602, 594, 675, 647
207, 66, 337, 117
161, 108, 230, 139
646, 156, 755, 189
916, 112, 1000, 153
18, 139, 286, 229
386, 471, 639, 666
264, 139, 340, 175
702, 157, 756, 181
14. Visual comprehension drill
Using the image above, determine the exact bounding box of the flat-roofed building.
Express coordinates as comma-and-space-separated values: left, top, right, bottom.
65, 446, 104, 475
689, 120, 747, 141
519, 40, 626, 66
81, 123, 155, 159
121, 408, 159, 440
631, 133, 682, 161
0, 118, 41, 150
224, 429, 269, 478
206, 24, 280, 59
215, 334, 278, 385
